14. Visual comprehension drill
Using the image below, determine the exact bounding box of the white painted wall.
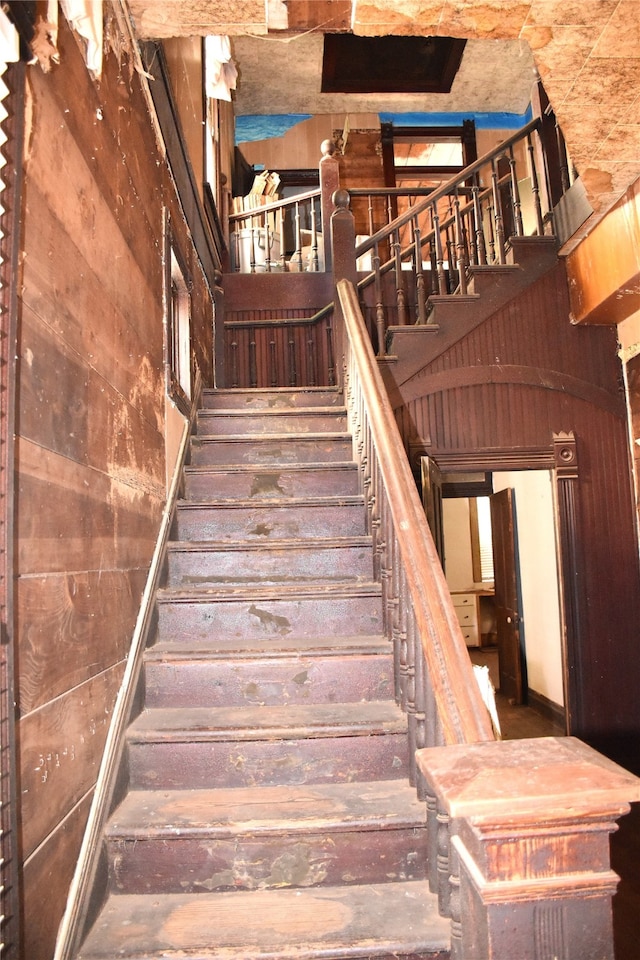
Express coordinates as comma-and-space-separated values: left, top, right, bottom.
442, 497, 475, 590
493, 470, 564, 707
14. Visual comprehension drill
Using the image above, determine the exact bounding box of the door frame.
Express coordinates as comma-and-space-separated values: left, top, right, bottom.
414, 434, 582, 734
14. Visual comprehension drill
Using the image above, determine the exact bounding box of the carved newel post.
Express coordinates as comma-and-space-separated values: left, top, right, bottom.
417, 737, 640, 960
319, 138, 339, 271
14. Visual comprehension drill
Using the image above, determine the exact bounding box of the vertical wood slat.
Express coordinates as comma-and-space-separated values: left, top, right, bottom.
223, 310, 335, 389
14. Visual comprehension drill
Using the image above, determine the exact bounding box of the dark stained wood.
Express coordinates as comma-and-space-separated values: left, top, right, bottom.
19, 664, 125, 859
0, 56, 25, 960
417, 737, 640, 960
14, 13, 217, 959
490, 488, 524, 705
78, 882, 449, 959
382, 261, 640, 766
16, 440, 161, 575
23, 792, 93, 960
17, 568, 148, 714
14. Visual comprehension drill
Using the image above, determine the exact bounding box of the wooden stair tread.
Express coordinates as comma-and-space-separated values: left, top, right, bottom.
199, 405, 347, 417
184, 461, 357, 473
156, 582, 383, 602
176, 495, 366, 508
77, 881, 449, 959
128, 701, 407, 742
146, 633, 390, 660
106, 780, 427, 838
193, 431, 353, 442
167, 535, 373, 552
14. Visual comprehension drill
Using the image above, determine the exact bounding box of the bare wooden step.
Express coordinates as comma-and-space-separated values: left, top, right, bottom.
173, 496, 367, 541
190, 433, 353, 466
143, 643, 393, 707
147, 633, 391, 660
183, 462, 360, 500
129, 701, 406, 742
77, 881, 450, 960
155, 583, 383, 643
197, 407, 348, 436
165, 536, 374, 588
202, 386, 344, 410
105, 780, 427, 893
127, 701, 409, 789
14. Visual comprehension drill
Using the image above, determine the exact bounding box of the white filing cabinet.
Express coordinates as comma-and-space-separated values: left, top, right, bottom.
451, 592, 480, 647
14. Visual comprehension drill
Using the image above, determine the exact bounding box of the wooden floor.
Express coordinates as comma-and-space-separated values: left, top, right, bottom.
470, 647, 640, 960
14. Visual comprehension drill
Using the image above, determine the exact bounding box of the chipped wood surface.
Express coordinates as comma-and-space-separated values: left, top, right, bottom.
77, 881, 450, 959
16, 13, 216, 957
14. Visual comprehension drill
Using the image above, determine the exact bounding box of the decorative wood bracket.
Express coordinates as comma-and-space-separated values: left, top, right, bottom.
553, 430, 578, 479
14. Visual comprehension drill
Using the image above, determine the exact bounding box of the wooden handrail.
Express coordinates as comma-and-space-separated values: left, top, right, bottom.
228, 187, 322, 224
337, 278, 494, 746
353, 117, 541, 257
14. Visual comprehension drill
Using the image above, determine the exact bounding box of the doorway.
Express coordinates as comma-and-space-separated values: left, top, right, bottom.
423, 460, 567, 733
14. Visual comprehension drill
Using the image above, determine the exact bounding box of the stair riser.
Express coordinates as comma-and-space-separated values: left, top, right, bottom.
183, 466, 360, 500
166, 543, 373, 587
144, 654, 394, 708
107, 827, 427, 895
202, 389, 344, 410
156, 595, 383, 643
190, 437, 353, 466
197, 412, 348, 435
128, 734, 410, 790
173, 502, 366, 541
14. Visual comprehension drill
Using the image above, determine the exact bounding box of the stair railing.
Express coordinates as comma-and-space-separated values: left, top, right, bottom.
225, 302, 336, 388
347, 117, 552, 354
229, 187, 322, 273
336, 276, 495, 757
334, 270, 640, 960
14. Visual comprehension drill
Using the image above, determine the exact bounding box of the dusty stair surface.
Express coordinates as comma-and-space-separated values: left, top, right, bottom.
77, 386, 450, 960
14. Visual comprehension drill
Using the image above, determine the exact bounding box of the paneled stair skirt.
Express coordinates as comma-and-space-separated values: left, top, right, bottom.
76, 386, 450, 960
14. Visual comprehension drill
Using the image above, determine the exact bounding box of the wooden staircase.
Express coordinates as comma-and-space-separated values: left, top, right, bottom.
76, 386, 450, 960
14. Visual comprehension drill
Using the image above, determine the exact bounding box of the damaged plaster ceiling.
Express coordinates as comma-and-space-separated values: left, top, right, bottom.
126, 0, 640, 230
230, 34, 536, 117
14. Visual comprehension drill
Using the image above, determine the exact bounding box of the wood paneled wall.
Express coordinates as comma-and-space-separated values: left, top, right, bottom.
16, 17, 214, 959
386, 262, 640, 770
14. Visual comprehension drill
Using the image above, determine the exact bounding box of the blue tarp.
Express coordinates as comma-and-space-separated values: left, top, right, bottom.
235, 108, 533, 145
378, 108, 533, 129
236, 114, 313, 143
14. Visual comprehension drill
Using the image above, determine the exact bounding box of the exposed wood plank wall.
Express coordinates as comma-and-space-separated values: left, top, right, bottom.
386, 262, 640, 769
16, 16, 214, 959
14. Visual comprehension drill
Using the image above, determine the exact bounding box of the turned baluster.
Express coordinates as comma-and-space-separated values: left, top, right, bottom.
306, 334, 316, 386
527, 132, 545, 235
287, 334, 296, 386
453, 193, 467, 295
293, 200, 303, 271
392, 226, 408, 326
230, 338, 239, 387
309, 195, 319, 271
432, 206, 448, 295
249, 328, 257, 387
508, 146, 524, 236
472, 184, 487, 265
388, 533, 402, 704
396, 566, 409, 714
491, 159, 506, 263
269, 339, 277, 387
326, 319, 335, 386
413, 217, 428, 325
372, 241, 386, 357
405, 605, 417, 785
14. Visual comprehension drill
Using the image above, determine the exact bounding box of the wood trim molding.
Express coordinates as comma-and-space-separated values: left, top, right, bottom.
139, 41, 223, 279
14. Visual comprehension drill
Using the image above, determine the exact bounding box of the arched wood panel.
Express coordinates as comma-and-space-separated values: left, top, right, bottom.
387, 263, 640, 771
